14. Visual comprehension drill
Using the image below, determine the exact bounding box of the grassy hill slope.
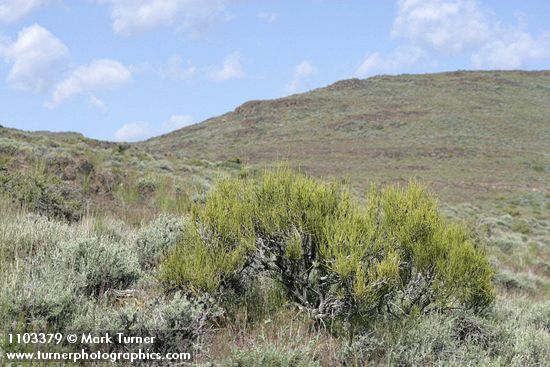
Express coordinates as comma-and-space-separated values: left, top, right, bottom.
0, 126, 241, 222
144, 71, 550, 204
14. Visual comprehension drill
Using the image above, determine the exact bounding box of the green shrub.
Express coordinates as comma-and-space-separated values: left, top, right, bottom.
493, 298, 550, 366
60, 236, 142, 297
2, 261, 81, 330
509, 327, 550, 366
339, 298, 550, 366
92, 216, 130, 243
0, 211, 73, 264
1, 227, 141, 330
137, 177, 158, 197
0, 211, 81, 329
114, 143, 130, 154
71, 292, 219, 353
525, 302, 550, 331
493, 270, 539, 294
0, 138, 20, 155
511, 220, 532, 235
163, 167, 495, 333
367, 315, 458, 366
162, 176, 257, 293
340, 310, 501, 366
0, 169, 82, 221
136, 215, 185, 270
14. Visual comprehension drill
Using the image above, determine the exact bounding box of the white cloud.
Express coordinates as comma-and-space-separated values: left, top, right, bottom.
98, 0, 231, 36
355, 53, 383, 78
285, 60, 315, 94
0, 31, 9, 54
163, 114, 194, 131
472, 30, 550, 69
392, 0, 491, 55
114, 114, 195, 141
294, 60, 315, 79
161, 55, 197, 81
257, 12, 277, 24
1, 24, 68, 92
114, 121, 153, 141
89, 95, 106, 110
48, 59, 132, 108
209, 51, 245, 81
0, 0, 44, 24
355, 46, 423, 77
356, 0, 550, 77
160, 53, 246, 83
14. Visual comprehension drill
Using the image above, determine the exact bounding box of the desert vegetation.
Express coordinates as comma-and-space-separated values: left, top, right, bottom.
0, 71, 549, 365
1, 160, 548, 366
163, 167, 494, 336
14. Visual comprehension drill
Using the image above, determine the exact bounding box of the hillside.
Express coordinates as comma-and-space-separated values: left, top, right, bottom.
2, 71, 550, 366
144, 70, 550, 204
0, 126, 241, 222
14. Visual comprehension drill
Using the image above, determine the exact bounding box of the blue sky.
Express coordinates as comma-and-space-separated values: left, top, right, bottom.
1, 0, 550, 141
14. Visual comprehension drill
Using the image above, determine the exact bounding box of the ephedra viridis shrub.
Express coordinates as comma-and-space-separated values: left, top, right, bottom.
162, 166, 495, 338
